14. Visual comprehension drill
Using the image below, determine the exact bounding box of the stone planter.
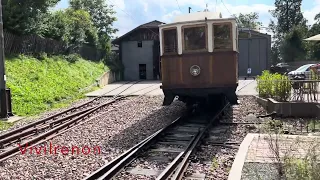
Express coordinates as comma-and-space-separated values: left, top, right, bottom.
255, 96, 320, 118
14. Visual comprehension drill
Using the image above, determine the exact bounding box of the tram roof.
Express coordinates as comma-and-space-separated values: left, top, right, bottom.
158, 11, 237, 28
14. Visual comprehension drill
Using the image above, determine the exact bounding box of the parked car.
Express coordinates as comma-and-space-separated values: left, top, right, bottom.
287, 64, 317, 80
276, 63, 289, 67
270, 63, 290, 75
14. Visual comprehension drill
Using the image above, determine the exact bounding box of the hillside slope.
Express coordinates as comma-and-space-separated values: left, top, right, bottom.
5, 54, 105, 116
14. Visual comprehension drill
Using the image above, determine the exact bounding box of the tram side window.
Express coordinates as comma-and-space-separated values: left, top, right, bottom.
163, 29, 178, 53
183, 26, 206, 51
213, 24, 232, 50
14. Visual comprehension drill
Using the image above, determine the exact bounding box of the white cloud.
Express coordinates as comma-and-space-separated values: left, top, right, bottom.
112, 0, 319, 38
303, 0, 320, 25
140, 1, 149, 13
161, 10, 182, 22
109, 0, 136, 38
160, 2, 275, 34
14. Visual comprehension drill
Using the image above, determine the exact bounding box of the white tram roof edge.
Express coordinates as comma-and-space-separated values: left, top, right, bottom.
158, 11, 237, 28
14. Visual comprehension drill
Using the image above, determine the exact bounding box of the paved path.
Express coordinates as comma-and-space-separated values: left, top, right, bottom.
228, 133, 320, 180
85, 80, 258, 97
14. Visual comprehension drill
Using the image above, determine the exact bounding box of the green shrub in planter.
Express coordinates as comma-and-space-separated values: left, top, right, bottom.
256, 70, 291, 101
273, 74, 291, 101
256, 70, 274, 98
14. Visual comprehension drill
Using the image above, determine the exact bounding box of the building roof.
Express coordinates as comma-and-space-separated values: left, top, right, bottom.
112, 20, 165, 44
239, 28, 271, 38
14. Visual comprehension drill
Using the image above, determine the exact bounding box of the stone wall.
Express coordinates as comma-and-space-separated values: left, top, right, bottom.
95, 71, 120, 87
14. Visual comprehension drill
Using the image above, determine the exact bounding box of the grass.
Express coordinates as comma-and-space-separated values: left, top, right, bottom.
0, 121, 14, 131
211, 157, 219, 171
4, 54, 106, 117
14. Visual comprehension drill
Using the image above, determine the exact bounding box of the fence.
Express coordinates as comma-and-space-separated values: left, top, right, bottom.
257, 72, 320, 103
3, 30, 105, 61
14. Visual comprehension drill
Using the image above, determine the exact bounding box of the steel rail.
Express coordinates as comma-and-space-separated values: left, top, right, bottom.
0, 97, 123, 162
0, 81, 139, 141
0, 82, 161, 163
84, 102, 230, 180
156, 130, 200, 180
84, 114, 186, 180
0, 106, 96, 147
168, 103, 231, 180
0, 81, 143, 146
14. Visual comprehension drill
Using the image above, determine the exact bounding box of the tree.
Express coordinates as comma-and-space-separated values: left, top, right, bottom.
280, 26, 307, 62
306, 14, 320, 60
42, 10, 71, 42
234, 12, 263, 29
3, 0, 60, 35
43, 8, 98, 50
268, 0, 308, 63
69, 0, 118, 51
269, 0, 306, 35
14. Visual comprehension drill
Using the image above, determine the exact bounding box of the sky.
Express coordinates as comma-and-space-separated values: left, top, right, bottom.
54, 0, 320, 38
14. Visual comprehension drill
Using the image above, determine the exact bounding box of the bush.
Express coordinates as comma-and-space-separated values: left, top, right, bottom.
63, 53, 82, 63
256, 70, 291, 101
283, 143, 320, 180
103, 51, 124, 72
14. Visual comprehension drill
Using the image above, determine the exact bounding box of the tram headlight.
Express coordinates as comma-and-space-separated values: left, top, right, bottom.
190, 65, 201, 76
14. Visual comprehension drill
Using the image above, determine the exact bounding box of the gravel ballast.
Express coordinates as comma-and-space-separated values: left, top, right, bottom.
0, 97, 114, 134
0, 96, 186, 179
183, 96, 270, 180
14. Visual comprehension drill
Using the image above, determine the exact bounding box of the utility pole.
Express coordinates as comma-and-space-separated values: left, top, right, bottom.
0, 0, 8, 119
189, 7, 191, 13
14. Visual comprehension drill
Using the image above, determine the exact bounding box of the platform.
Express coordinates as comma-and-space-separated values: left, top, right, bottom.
85, 81, 163, 97
1, 115, 25, 123
228, 133, 320, 180
85, 80, 258, 97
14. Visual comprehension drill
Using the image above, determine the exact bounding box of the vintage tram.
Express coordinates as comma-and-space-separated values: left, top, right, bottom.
159, 11, 239, 107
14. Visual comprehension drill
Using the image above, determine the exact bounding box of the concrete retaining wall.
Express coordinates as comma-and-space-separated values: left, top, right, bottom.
96, 71, 120, 87
255, 96, 320, 118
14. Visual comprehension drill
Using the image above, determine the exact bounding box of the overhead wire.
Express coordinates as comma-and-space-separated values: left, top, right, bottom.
220, 0, 272, 33
175, 0, 182, 12
220, 0, 243, 26
107, 0, 160, 37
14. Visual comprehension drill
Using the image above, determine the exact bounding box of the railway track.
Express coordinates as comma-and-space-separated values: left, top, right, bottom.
0, 81, 160, 163
84, 99, 230, 180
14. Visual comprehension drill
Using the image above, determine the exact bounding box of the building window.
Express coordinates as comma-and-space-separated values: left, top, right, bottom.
183, 25, 207, 51
163, 28, 177, 53
137, 41, 142, 47
213, 24, 232, 50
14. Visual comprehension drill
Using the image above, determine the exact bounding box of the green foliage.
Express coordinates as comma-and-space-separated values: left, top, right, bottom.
256, 70, 291, 101
0, 121, 13, 131
263, 119, 284, 134
103, 51, 124, 72
63, 53, 82, 63
44, 8, 99, 50
3, 0, 117, 62
211, 157, 219, 171
234, 12, 263, 29
269, 0, 306, 35
3, 0, 60, 35
268, 0, 320, 62
5, 54, 105, 116
284, 154, 320, 180
280, 25, 308, 62
69, 0, 118, 52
